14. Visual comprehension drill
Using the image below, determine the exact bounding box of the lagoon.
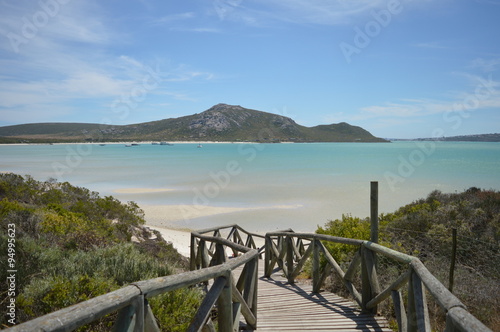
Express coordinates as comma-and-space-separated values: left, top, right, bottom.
1, 141, 499, 233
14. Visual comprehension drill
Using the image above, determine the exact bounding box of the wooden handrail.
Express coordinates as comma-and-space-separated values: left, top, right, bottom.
194, 223, 265, 239
9, 227, 260, 332
264, 230, 492, 332
190, 225, 261, 330
7, 224, 491, 332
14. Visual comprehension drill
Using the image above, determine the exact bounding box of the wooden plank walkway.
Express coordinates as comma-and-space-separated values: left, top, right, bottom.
243, 264, 393, 332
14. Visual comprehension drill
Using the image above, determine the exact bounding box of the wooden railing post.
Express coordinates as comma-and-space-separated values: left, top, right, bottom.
264, 235, 271, 277
144, 299, 161, 332
113, 294, 144, 332
408, 270, 431, 332
361, 246, 380, 313
190, 234, 196, 271
392, 290, 408, 332
212, 243, 227, 266
286, 235, 294, 283
370, 181, 379, 244
449, 228, 457, 293
252, 256, 259, 326
217, 274, 234, 332
312, 240, 320, 293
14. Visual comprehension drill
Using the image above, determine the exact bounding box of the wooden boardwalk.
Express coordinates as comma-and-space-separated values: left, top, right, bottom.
249, 265, 392, 332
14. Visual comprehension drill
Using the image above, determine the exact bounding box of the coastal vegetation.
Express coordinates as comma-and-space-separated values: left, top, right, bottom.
0, 104, 387, 143
0, 173, 201, 331
2, 172, 498, 330
316, 188, 500, 330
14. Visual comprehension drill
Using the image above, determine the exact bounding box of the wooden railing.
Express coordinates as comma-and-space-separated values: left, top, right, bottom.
264, 230, 492, 332
190, 223, 265, 271
189, 224, 266, 331
7, 224, 262, 332
7, 224, 491, 332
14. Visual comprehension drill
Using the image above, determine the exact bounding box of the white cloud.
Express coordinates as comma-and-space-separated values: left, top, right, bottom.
151, 12, 196, 25
469, 58, 500, 73
169, 27, 222, 33
411, 41, 448, 49
0, 1, 217, 125
211, 0, 414, 26
358, 70, 500, 120
0, 1, 112, 55
0, 104, 74, 124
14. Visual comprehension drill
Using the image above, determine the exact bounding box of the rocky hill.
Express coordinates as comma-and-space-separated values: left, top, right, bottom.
0, 104, 387, 143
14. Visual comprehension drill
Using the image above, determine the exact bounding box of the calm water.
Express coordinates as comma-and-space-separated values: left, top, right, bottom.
1, 142, 499, 232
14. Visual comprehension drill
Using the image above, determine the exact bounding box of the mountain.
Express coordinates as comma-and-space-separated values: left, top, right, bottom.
0, 104, 387, 143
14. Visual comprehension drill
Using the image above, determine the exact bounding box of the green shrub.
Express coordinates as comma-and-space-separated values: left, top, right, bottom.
316, 214, 371, 262
17, 274, 119, 330
317, 188, 500, 331
0, 173, 196, 330
149, 288, 203, 332
38, 243, 172, 285
18, 274, 119, 316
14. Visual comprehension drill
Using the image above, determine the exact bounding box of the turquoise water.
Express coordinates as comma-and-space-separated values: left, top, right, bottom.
1, 142, 499, 232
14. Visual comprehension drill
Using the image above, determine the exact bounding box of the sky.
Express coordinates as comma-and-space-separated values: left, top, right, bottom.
0, 0, 499, 139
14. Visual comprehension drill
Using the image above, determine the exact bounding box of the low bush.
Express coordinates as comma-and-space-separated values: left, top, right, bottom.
0, 174, 201, 330
316, 188, 500, 331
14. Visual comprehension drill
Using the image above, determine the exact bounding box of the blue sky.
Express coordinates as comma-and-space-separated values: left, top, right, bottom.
0, 0, 499, 138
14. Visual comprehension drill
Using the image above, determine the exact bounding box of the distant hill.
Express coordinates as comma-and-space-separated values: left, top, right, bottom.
438, 133, 500, 142
392, 133, 500, 142
0, 104, 387, 143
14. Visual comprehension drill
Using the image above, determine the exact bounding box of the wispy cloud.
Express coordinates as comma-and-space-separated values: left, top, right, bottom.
469, 58, 500, 73
211, 0, 412, 26
0, 1, 112, 54
359, 91, 500, 119
411, 41, 449, 49
150, 12, 196, 25
169, 27, 222, 33
0, 2, 216, 125
361, 99, 452, 118
359, 74, 500, 119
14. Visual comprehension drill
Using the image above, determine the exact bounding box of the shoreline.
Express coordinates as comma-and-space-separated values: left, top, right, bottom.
140, 203, 304, 228
145, 223, 266, 259
142, 203, 272, 257
0, 141, 265, 146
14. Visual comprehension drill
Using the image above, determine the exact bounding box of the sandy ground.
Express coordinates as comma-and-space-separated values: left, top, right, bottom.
0, 141, 262, 146
143, 204, 269, 257
147, 225, 192, 257
141, 203, 302, 227
114, 188, 175, 194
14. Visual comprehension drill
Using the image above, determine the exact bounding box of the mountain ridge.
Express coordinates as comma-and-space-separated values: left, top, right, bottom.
0, 103, 387, 143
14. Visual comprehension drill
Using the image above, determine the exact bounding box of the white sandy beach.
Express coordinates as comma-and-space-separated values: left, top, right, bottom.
0, 141, 261, 146
141, 203, 302, 226
114, 188, 175, 194
143, 203, 270, 257
147, 225, 192, 257
116, 184, 292, 257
